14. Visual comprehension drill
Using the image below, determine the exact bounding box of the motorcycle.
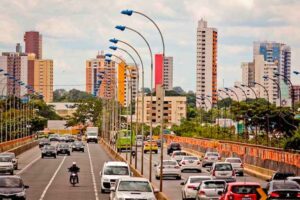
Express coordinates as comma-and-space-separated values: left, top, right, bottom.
69, 170, 79, 186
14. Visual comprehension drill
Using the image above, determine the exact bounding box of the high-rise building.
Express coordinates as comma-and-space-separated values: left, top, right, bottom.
86, 52, 116, 99
196, 19, 218, 108
155, 54, 173, 91
33, 59, 53, 102
241, 62, 255, 87
24, 31, 42, 59
254, 41, 291, 99
0, 52, 28, 97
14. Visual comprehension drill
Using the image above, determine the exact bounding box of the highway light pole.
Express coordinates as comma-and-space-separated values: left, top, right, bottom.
115, 24, 155, 182
109, 38, 146, 174
241, 84, 258, 100
218, 89, 232, 128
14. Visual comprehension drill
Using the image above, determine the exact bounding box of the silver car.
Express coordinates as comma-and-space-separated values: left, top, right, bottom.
181, 176, 211, 200
225, 157, 244, 176
196, 180, 226, 200
211, 162, 236, 183
171, 151, 189, 163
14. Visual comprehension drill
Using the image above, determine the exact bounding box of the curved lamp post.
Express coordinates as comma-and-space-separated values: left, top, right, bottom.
115, 24, 155, 182
241, 84, 257, 100
234, 85, 248, 102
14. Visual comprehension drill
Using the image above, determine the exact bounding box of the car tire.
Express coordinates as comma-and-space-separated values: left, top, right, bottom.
54, 155, 56, 159
155, 175, 160, 180
155, 150, 158, 154
10, 170, 13, 175
198, 169, 202, 173
68, 153, 70, 156
41, 155, 44, 158
240, 172, 244, 176
144, 150, 147, 154
15, 165, 18, 170
176, 175, 181, 180
101, 188, 105, 193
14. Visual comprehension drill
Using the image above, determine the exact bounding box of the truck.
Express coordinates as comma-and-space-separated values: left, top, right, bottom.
116, 129, 136, 152
86, 127, 98, 143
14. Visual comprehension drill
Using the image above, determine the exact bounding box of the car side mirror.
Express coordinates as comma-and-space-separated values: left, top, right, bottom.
24, 185, 29, 189
154, 189, 159, 193
110, 187, 116, 192
180, 182, 184, 185
217, 191, 223, 195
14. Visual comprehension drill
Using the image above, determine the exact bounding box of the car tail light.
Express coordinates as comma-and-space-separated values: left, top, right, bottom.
198, 190, 205, 195
204, 157, 208, 159
232, 170, 235, 176
218, 156, 221, 160
188, 185, 196, 189
197, 161, 201, 165
175, 166, 180, 169
228, 194, 234, 200
297, 192, 300, 198
182, 161, 185, 165
270, 192, 280, 198
212, 170, 216, 176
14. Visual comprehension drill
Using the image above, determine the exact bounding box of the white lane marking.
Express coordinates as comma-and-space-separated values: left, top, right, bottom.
17, 156, 40, 175
39, 156, 66, 200
87, 144, 99, 200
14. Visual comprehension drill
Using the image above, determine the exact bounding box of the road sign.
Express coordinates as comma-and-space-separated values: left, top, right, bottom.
256, 187, 267, 200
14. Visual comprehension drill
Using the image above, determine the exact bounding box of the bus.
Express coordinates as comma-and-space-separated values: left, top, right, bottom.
116, 129, 136, 152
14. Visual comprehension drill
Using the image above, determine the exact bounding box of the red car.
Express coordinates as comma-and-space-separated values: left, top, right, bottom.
220, 182, 262, 200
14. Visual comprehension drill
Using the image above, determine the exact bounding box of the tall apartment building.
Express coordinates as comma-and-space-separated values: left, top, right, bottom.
196, 19, 218, 108
254, 41, 291, 99
0, 51, 28, 97
135, 87, 186, 126
86, 52, 116, 99
155, 54, 173, 91
24, 31, 42, 59
33, 59, 53, 102
241, 62, 255, 87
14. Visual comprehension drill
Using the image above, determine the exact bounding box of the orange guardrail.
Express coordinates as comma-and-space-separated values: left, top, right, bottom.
0, 135, 34, 153
164, 135, 300, 168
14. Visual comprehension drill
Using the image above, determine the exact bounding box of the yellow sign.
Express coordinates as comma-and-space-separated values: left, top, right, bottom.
256, 188, 267, 200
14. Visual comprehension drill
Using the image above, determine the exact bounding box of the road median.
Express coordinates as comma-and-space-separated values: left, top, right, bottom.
99, 139, 169, 200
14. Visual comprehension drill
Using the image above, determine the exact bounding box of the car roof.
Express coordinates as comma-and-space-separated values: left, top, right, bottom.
288, 176, 300, 179
118, 177, 150, 182
214, 162, 231, 165
228, 182, 261, 186
188, 175, 211, 179
105, 161, 129, 167
225, 157, 241, 160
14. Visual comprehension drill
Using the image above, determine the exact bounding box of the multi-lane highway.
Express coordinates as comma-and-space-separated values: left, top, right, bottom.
14, 142, 112, 200
121, 147, 267, 200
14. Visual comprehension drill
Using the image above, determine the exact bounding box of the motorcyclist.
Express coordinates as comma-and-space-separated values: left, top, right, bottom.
68, 162, 80, 183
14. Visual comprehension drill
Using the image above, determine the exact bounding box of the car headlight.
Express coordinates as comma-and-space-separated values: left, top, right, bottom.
16, 191, 25, 197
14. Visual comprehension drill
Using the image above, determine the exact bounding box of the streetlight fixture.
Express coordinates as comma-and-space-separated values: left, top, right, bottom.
241, 84, 257, 100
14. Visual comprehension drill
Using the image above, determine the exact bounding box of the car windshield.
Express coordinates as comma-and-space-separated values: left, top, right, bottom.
232, 185, 259, 194
0, 178, 22, 188
88, 133, 97, 136
203, 181, 226, 189
0, 157, 12, 162
104, 166, 129, 175
226, 159, 241, 163
273, 181, 300, 190
215, 164, 232, 171
171, 143, 180, 147
118, 181, 152, 192
163, 161, 177, 166
44, 146, 55, 150
174, 152, 187, 156
59, 144, 69, 148
184, 157, 198, 161
190, 177, 211, 183
1, 154, 15, 158
207, 153, 219, 157
273, 173, 295, 180
74, 142, 82, 145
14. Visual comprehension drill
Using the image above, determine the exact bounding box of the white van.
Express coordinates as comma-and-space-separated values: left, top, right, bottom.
100, 161, 131, 193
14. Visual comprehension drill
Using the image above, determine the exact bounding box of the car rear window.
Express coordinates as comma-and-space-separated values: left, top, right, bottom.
232, 185, 259, 194
207, 152, 219, 157
190, 177, 211, 183
203, 181, 226, 189
215, 164, 232, 171
273, 181, 300, 190
171, 143, 180, 147
183, 157, 198, 161
226, 159, 241, 163
273, 173, 295, 180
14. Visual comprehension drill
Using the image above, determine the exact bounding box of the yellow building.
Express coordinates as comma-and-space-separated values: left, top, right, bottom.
33, 59, 53, 102
118, 61, 126, 106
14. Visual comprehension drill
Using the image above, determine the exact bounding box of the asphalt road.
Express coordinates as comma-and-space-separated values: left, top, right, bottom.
121, 147, 267, 200
13, 142, 112, 200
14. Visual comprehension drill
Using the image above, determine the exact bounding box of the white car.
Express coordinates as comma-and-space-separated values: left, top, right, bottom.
171, 151, 189, 163
181, 176, 211, 200
0, 156, 14, 175
110, 177, 157, 200
225, 157, 244, 176
1, 152, 18, 170
287, 176, 300, 185
179, 156, 202, 172
154, 160, 181, 180
100, 161, 131, 193
136, 135, 143, 147
196, 180, 226, 200
211, 162, 236, 183
202, 152, 220, 167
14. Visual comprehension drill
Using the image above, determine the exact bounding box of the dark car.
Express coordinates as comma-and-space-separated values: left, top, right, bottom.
266, 180, 300, 199
56, 143, 70, 155
71, 141, 85, 152
167, 142, 181, 155
0, 176, 29, 200
39, 139, 50, 148
270, 172, 295, 181
48, 134, 60, 142
65, 135, 75, 143
41, 146, 57, 158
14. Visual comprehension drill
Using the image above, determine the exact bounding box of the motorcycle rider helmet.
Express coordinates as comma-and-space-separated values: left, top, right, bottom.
72, 161, 76, 166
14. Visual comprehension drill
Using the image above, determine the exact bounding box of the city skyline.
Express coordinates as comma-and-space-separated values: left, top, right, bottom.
0, 0, 300, 92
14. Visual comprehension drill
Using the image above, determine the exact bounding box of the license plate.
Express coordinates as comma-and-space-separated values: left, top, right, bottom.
220, 173, 227, 176
189, 161, 193, 163
242, 198, 251, 200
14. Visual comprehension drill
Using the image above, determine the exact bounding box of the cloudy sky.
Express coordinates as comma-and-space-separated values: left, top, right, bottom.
1, 0, 300, 91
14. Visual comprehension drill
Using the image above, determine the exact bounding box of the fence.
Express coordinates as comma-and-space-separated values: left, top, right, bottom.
0, 135, 35, 153
164, 135, 300, 175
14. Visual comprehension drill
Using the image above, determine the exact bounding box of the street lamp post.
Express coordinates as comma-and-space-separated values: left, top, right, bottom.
241, 84, 258, 100
115, 24, 155, 182
109, 38, 146, 174
197, 96, 213, 137
263, 76, 282, 107
274, 72, 294, 111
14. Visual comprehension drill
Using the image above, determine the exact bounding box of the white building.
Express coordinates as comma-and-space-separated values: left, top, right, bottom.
163, 56, 173, 91
196, 19, 218, 109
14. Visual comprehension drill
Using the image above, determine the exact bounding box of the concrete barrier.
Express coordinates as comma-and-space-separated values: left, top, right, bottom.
8, 140, 39, 156
0, 136, 35, 153
100, 139, 169, 200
